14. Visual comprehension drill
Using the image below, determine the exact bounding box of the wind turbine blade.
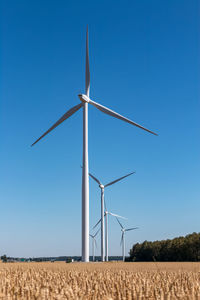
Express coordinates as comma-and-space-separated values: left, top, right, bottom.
94, 228, 100, 237
89, 234, 94, 238
94, 239, 97, 249
85, 26, 90, 96
88, 172, 101, 185
31, 103, 83, 146
120, 233, 124, 246
116, 217, 123, 229
104, 172, 135, 188
80, 167, 101, 185
93, 218, 101, 230
125, 227, 139, 232
89, 98, 158, 136
108, 212, 127, 219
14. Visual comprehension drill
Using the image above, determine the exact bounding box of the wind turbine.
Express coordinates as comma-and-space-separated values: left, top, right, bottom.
31, 27, 157, 262
93, 198, 126, 262
105, 200, 127, 262
89, 171, 135, 261
116, 218, 138, 262
89, 228, 100, 262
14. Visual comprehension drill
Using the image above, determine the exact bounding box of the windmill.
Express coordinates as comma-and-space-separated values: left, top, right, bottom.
93, 198, 126, 261
116, 218, 138, 262
89, 171, 134, 261
31, 27, 157, 262
89, 229, 100, 262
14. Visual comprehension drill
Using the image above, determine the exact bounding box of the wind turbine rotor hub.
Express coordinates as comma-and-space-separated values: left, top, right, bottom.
78, 94, 90, 103
99, 184, 104, 189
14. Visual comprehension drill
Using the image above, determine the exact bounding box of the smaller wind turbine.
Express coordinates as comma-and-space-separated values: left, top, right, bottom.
93, 198, 126, 262
89, 228, 100, 262
116, 218, 138, 262
89, 171, 135, 261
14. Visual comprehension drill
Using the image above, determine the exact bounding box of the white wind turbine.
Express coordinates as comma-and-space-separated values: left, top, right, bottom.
31, 27, 157, 262
93, 198, 126, 262
89, 228, 100, 262
89, 171, 135, 261
116, 218, 138, 262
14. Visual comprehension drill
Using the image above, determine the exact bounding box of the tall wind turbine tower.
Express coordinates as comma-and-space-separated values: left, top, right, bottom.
31, 27, 157, 262
82, 26, 90, 262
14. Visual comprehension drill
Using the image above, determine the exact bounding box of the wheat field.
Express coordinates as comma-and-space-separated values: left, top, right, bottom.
0, 261, 200, 299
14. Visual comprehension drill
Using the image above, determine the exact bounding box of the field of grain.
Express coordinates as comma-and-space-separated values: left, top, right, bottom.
0, 261, 200, 299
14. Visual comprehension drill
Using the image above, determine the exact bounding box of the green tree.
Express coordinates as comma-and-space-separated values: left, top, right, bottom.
1, 255, 7, 262
129, 232, 200, 262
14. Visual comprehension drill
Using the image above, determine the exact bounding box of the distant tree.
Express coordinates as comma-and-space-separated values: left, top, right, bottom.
129, 232, 200, 262
1, 255, 7, 262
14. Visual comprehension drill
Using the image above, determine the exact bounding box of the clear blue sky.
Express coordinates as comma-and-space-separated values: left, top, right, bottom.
1, 0, 199, 257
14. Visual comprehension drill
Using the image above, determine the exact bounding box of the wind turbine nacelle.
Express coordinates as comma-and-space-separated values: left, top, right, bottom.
78, 94, 90, 103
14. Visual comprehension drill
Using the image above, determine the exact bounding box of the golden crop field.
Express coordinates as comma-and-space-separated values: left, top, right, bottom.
0, 261, 200, 299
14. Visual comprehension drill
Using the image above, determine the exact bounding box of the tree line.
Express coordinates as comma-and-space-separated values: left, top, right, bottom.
129, 232, 200, 261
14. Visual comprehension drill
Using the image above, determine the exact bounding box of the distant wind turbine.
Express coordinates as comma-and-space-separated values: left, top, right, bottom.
116, 218, 138, 262
94, 198, 126, 262
90, 229, 100, 262
31, 27, 157, 262
89, 171, 135, 261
